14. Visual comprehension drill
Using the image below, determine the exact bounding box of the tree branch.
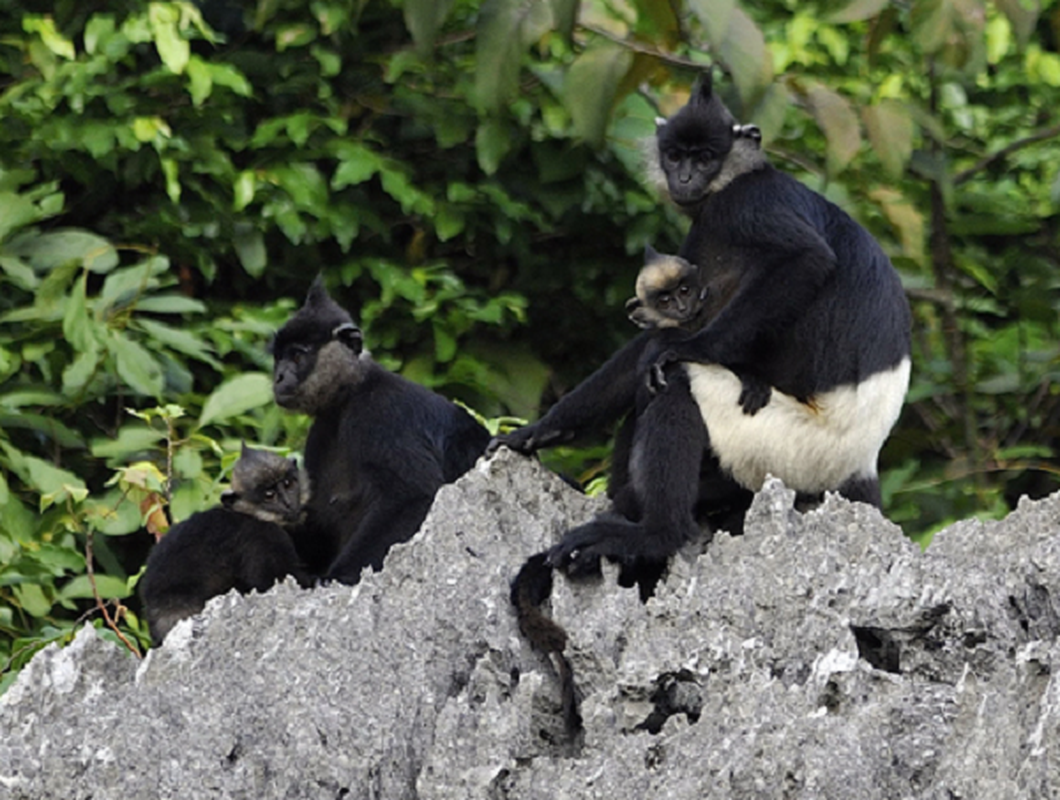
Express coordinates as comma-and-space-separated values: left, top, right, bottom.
954, 122, 1060, 185
578, 23, 709, 71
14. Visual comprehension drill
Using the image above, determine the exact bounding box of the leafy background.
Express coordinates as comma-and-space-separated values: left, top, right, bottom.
1, 0, 1057, 687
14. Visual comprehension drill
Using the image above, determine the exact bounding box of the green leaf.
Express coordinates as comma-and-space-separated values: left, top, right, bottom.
7, 229, 118, 273
186, 55, 213, 105
331, 142, 386, 189
805, 83, 861, 175
135, 318, 219, 366
90, 426, 165, 459
1, 443, 88, 507
862, 100, 914, 179
563, 44, 634, 147
12, 583, 52, 618
233, 226, 267, 277
475, 0, 554, 112
62, 273, 93, 352
149, 2, 190, 73
716, 9, 773, 107
549, 0, 578, 41
403, 0, 454, 51
199, 372, 274, 426
23, 16, 76, 59
910, 0, 954, 55
689, 0, 736, 46
828, 0, 891, 23
134, 295, 206, 314
108, 333, 165, 397
58, 574, 132, 602
475, 118, 512, 175
994, 0, 1038, 48
98, 257, 168, 310
62, 343, 102, 395
0, 191, 41, 243
161, 158, 181, 203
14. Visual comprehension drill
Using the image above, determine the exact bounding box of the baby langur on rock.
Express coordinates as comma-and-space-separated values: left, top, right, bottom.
139, 444, 313, 644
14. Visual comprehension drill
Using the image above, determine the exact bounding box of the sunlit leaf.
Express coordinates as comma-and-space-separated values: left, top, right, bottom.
828, 0, 890, 23
995, 0, 1039, 47
199, 372, 274, 426
862, 100, 914, 179
805, 83, 861, 175
716, 9, 774, 106
688, 0, 735, 47
869, 188, 925, 265
148, 2, 190, 74
23, 16, 75, 59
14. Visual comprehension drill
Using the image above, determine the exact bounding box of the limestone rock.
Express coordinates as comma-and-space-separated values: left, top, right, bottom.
2, 449, 1059, 799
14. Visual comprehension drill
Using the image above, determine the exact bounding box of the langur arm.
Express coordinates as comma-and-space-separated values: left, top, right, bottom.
653, 208, 837, 377
490, 331, 659, 455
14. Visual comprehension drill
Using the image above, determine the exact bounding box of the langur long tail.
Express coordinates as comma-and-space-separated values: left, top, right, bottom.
510, 552, 582, 734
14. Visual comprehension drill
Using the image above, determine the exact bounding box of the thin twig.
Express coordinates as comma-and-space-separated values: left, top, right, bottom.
954, 122, 1060, 185
83, 524, 142, 659
578, 23, 710, 70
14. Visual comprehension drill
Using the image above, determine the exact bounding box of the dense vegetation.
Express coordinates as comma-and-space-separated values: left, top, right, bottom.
1, 0, 1057, 687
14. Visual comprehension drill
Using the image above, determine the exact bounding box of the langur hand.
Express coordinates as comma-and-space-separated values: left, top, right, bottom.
647, 350, 680, 395
488, 425, 570, 456
738, 375, 772, 416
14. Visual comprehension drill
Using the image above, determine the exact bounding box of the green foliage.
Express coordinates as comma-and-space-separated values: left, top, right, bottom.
1, 0, 1058, 687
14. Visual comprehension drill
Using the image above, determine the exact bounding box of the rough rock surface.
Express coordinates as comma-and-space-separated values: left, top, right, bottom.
3, 448, 1060, 799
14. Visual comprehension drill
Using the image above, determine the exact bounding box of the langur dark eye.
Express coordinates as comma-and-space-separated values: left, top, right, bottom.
263, 489, 276, 500
664, 150, 682, 166
678, 285, 692, 297
658, 294, 672, 308
696, 153, 714, 165
282, 477, 294, 489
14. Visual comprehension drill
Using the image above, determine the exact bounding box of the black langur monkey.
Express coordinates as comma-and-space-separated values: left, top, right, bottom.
498, 71, 911, 577
272, 277, 490, 584
140, 444, 313, 643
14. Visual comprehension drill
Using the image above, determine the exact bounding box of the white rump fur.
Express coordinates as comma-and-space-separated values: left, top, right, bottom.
686, 358, 911, 493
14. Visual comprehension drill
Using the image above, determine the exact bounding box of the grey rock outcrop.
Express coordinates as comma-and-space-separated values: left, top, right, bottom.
2, 448, 1060, 799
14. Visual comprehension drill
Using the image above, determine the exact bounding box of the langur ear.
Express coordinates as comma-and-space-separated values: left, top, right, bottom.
332, 322, 363, 354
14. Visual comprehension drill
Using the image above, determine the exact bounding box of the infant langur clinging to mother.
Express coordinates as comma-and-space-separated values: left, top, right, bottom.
627, 245, 772, 416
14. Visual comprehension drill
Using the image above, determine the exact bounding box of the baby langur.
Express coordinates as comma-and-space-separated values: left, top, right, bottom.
140, 444, 313, 644
626, 246, 709, 331
626, 245, 773, 416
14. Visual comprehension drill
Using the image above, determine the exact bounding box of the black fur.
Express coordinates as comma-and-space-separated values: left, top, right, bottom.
499, 73, 910, 571
628, 246, 772, 416
273, 277, 490, 584
140, 447, 312, 644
